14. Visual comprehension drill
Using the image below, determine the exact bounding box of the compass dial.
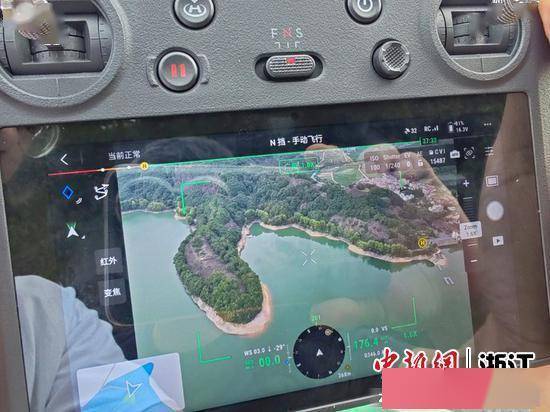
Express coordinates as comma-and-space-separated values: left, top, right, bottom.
293, 325, 346, 379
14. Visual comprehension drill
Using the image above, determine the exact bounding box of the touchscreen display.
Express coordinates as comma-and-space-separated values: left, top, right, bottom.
1, 93, 549, 412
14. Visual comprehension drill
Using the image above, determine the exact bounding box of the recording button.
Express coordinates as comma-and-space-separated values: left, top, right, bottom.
486, 201, 504, 222
157, 51, 199, 92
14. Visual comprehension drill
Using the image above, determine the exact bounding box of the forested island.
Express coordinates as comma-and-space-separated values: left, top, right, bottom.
119, 149, 459, 326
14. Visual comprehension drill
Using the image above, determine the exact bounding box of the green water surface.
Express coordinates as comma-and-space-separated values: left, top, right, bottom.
122, 211, 473, 412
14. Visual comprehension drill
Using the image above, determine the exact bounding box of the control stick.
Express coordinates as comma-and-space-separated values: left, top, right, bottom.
463, 0, 540, 50
0, 0, 59, 46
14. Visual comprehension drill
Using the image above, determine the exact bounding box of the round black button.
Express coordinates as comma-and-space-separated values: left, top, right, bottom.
174, 0, 215, 29
347, 0, 382, 24
293, 325, 346, 379
157, 52, 199, 92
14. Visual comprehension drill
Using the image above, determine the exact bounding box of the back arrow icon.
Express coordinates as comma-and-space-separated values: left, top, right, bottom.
60, 154, 69, 166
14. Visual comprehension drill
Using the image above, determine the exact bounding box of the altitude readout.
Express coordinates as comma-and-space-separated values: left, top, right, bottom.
293, 325, 345, 379
353, 335, 390, 352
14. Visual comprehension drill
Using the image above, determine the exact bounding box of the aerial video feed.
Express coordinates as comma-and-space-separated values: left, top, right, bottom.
118, 141, 473, 411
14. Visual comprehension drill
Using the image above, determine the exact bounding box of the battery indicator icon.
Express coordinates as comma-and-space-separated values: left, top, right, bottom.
448, 122, 455, 133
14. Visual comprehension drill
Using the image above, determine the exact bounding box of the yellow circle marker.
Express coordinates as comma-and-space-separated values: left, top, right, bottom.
418, 237, 429, 249
140, 162, 149, 171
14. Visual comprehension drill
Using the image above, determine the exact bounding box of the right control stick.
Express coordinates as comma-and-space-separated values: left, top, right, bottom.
372, 40, 410, 80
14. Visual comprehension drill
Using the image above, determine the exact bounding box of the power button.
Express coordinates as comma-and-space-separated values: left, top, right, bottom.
347, 0, 382, 24
157, 52, 199, 92
174, 0, 215, 29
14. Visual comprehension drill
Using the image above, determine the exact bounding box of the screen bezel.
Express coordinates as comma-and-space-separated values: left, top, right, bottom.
1, 92, 550, 412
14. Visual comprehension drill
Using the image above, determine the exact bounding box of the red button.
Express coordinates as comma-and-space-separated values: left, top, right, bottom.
157, 51, 199, 92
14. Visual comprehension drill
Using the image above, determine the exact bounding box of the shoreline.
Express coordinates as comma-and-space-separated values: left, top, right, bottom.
168, 214, 271, 336
174, 211, 187, 221
121, 208, 173, 215
191, 282, 273, 337
249, 221, 447, 267
237, 223, 252, 255
123, 211, 444, 266
121, 209, 188, 222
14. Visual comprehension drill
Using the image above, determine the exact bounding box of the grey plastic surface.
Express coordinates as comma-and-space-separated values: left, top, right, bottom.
0, 0, 544, 123
0, 1, 549, 412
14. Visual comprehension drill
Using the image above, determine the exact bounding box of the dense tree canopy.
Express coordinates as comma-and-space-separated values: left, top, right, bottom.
120, 158, 442, 324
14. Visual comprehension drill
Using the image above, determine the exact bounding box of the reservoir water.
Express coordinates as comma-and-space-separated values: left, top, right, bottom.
122, 211, 473, 411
